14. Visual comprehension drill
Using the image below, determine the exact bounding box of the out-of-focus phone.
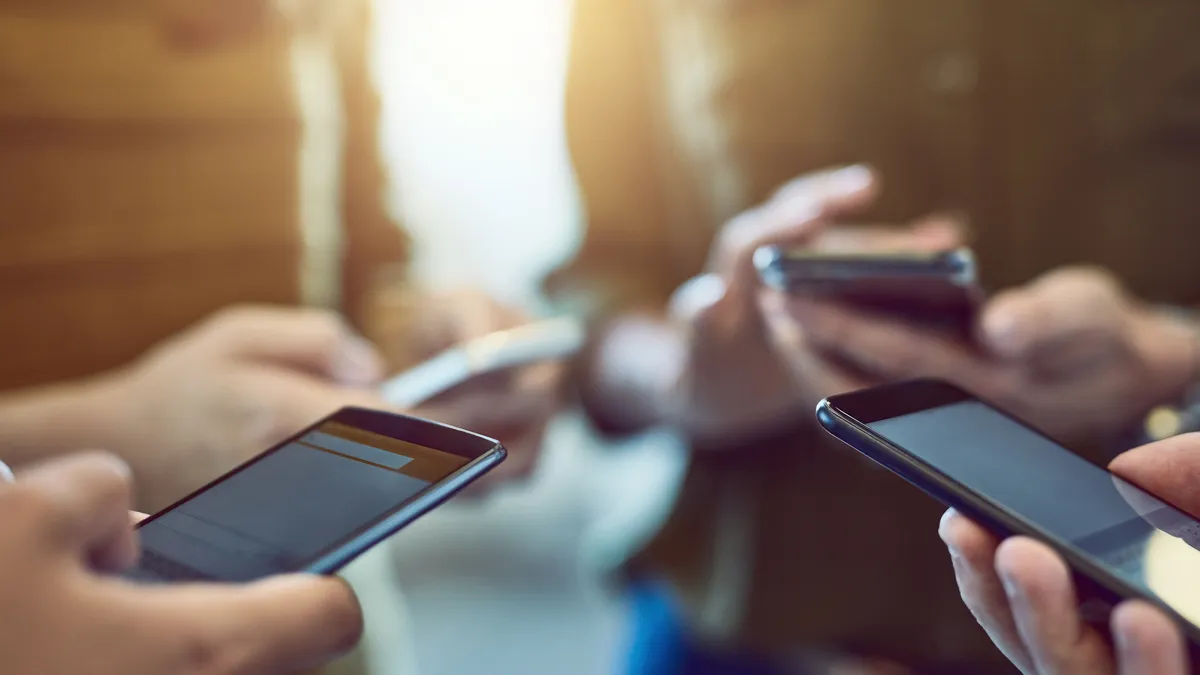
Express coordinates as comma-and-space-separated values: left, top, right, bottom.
754, 247, 982, 335
380, 316, 585, 407
818, 379, 1200, 649
125, 407, 505, 583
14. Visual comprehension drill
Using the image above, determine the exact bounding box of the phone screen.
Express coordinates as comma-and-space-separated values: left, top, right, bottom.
868, 399, 1200, 626
129, 419, 471, 583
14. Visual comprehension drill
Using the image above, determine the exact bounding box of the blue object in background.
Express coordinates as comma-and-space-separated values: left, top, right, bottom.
624, 580, 793, 675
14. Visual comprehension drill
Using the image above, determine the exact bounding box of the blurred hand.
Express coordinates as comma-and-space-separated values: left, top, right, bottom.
939, 433, 1200, 675
388, 289, 563, 488
112, 306, 387, 511
773, 267, 1197, 444
670, 164, 965, 442
2, 452, 362, 675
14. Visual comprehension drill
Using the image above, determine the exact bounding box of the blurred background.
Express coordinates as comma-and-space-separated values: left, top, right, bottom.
3, 1, 1199, 674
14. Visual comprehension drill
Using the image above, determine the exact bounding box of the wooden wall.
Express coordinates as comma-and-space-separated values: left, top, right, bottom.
0, 0, 405, 390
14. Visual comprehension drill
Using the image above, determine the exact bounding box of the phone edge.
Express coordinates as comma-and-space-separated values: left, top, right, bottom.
814, 397, 1200, 649
304, 444, 507, 575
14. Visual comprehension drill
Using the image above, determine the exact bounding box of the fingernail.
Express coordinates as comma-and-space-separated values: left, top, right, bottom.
334, 336, 385, 385
829, 165, 873, 196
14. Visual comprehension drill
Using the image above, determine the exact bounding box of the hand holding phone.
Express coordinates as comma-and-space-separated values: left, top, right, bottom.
755, 246, 983, 337
818, 379, 1200, 663
126, 407, 505, 583
0, 452, 366, 675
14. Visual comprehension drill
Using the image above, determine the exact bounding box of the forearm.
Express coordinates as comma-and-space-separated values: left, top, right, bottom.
0, 373, 131, 470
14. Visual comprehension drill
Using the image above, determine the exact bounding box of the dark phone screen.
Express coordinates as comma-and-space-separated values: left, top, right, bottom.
127, 419, 470, 583
868, 400, 1200, 626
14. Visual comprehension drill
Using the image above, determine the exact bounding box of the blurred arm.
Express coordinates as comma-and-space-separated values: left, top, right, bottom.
0, 374, 130, 470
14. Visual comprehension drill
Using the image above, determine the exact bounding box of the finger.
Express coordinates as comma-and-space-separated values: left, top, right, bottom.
714, 165, 879, 299
417, 378, 555, 437
759, 290, 873, 395
783, 298, 1005, 391
139, 575, 363, 675
16, 452, 139, 572
812, 215, 969, 254
996, 537, 1116, 675
939, 510, 1035, 673
131, 511, 150, 525
1109, 434, 1200, 518
981, 268, 1125, 362
206, 306, 384, 386
1112, 601, 1187, 675
252, 366, 392, 430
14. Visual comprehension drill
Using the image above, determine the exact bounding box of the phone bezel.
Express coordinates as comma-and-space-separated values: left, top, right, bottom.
134, 406, 505, 579
754, 246, 978, 288
818, 378, 1200, 647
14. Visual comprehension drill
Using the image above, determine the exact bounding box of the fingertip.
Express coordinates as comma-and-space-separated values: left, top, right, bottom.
332, 335, 386, 386
1113, 600, 1186, 671
271, 574, 364, 652
828, 164, 875, 197
994, 537, 1070, 602
1113, 600, 1175, 638
939, 510, 1001, 573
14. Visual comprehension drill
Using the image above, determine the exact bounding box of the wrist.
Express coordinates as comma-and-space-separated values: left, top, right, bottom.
576, 314, 687, 435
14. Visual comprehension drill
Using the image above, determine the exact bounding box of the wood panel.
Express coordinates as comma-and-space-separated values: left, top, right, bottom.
0, 7, 296, 122
0, 2, 304, 388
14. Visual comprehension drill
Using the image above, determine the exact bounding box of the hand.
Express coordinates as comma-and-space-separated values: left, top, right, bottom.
2, 452, 362, 675
383, 288, 563, 488
939, 433, 1200, 675
670, 164, 964, 442
110, 306, 388, 511
775, 267, 1197, 444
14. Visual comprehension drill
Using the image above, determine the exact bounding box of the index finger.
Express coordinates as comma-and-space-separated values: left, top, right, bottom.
135, 575, 363, 675
713, 165, 878, 300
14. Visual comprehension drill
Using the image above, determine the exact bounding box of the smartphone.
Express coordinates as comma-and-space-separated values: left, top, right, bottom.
817, 379, 1200, 648
379, 316, 585, 407
754, 247, 982, 335
125, 407, 505, 583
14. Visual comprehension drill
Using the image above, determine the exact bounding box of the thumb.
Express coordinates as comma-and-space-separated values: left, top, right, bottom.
17, 452, 139, 572
981, 268, 1125, 361
208, 307, 384, 386
1109, 434, 1200, 518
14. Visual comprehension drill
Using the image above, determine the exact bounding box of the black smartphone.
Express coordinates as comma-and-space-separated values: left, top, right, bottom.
817, 379, 1200, 649
125, 407, 505, 583
754, 246, 983, 336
